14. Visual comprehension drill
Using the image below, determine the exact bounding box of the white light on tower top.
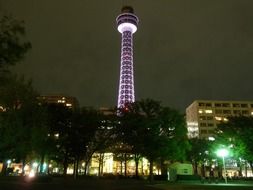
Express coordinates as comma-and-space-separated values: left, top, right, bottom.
116, 6, 139, 108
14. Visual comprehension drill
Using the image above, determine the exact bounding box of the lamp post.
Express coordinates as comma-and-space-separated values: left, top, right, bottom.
216, 148, 229, 184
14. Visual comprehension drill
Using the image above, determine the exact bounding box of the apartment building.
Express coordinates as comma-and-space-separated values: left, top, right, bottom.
186, 100, 253, 139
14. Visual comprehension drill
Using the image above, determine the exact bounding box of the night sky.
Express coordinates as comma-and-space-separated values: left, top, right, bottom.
1, 0, 253, 112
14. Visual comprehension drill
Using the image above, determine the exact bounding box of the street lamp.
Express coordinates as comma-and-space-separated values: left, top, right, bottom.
216, 148, 229, 184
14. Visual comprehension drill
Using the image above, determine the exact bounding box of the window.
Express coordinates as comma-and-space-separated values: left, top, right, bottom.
207, 123, 214, 127
223, 110, 231, 114
215, 109, 222, 114
242, 110, 249, 115
200, 123, 207, 127
206, 116, 213, 120
241, 104, 248, 108
215, 103, 221, 107
208, 129, 214, 133
198, 109, 204, 114
200, 130, 207, 134
199, 116, 206, 120
233, 110, 241, 114
222, 103, 230, 107
215, 116, 222, 121
205, 109, 213, 114
199, 103, 205, 107
206, 103, 212, 107
233, 104, 240, 108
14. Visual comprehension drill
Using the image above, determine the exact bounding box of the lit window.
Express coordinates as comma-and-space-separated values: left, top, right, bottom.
215, 116, 222, 121
223, 118, 228, 121
66, 103, 72, 107
205, 109, 213, 114
198, 109, 203, 114
208, 137, 215, 141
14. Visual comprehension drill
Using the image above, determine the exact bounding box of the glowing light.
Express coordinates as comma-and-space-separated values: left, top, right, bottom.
28, 170, 35, 178
24, 165, 29, 171
7, 160, 11, 164
215, 116, 222, 121
43, 163, 47, 170
208, 137, 215, 141
66, 103, 72, 107
0, 106, 6, 112
198, 110, 203, 113
216, 148, 229, 158
205, 109, 213, 114
32, 162, 38, 168
117, 23, 137, 33
67, 168, 74, 174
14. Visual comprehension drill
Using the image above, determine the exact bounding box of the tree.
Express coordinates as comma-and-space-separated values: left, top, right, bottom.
187, 138, 211, 176
118, 99, 189, 180
0, 15, 31, 72
216, 116, 253, 174
0, 75, 40, 175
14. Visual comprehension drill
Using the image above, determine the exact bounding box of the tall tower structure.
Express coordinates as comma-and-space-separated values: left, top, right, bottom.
116, 6, 139, 108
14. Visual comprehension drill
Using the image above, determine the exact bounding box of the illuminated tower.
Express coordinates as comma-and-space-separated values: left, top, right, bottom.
116, 6, 139, 108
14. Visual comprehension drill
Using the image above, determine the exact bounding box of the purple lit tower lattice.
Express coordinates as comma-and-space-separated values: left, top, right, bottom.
116, 6, 139, 108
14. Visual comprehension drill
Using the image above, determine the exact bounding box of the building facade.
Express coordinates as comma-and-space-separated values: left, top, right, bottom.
37, 95, 79, 110
186, 100, 253, 139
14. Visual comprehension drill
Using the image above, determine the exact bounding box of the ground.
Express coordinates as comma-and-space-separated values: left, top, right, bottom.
0, 177, 253, 190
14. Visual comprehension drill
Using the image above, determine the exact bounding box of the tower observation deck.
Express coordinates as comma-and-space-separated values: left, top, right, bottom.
116, 6, 139, 108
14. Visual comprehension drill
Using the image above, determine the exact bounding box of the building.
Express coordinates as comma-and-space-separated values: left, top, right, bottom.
116, 6, 139, 108
37, 95, 79, 110
186, 100, 253, 139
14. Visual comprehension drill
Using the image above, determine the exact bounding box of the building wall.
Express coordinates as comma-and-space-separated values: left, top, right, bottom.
186, 100, 253, 139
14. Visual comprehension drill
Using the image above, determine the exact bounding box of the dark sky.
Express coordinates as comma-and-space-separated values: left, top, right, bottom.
1, 0, 253, 112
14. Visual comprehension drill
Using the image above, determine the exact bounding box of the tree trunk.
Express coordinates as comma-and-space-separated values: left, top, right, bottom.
160, 158, 167, 176
238, 160, 242, 177
245, 161, 248, 177
135, 154, 139, 177
21, 159, 26, 176
124, 153, 127, 176
39, 154, 45, 173
193, 161, 198, 175
98, 153, 104, 177
141, 158, 144, 176
1, 161, 7, 176
74, 156, 79, 179
84, 153, 94, 176
249, 161, 253, 175
120, 160, 123, 175
149, 158, 154, 182
201, 163, 205, 177
63, 156, 68, 176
